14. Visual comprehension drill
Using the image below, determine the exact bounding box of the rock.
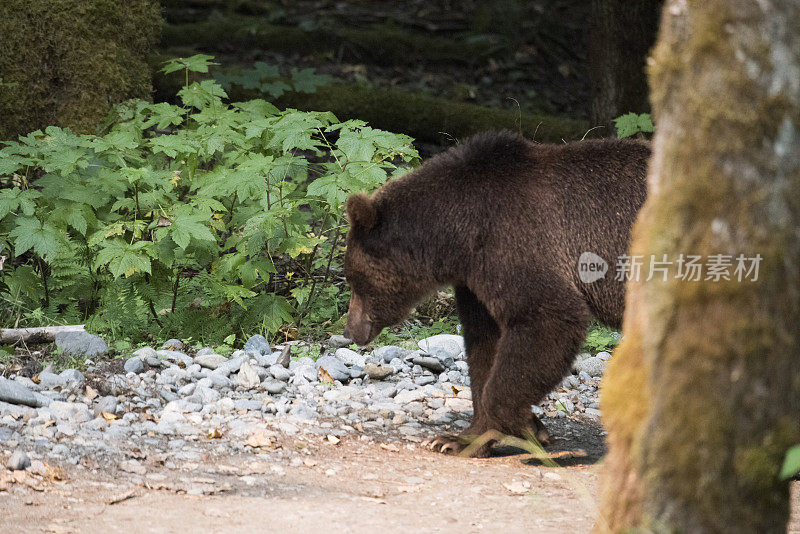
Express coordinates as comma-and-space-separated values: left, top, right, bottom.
119, 459, 147, 475
94, 396, 118, 416
444, 397, 473, 412
55, 331, 108, 358
575, 356, 605, 377
216, 355, 246, 376
133, 347, 157, 360
418, 334, 464, 360
256, 353, 279, 367
59, 369, 85, 387
411, 355, 445, 373
555, 398, 575, 414
596, 351, 612, 361
335, 348, 366, 367
8, 450, 30, 471
414, 375, 436, 386
156, 350, 193, 367
394, 389, 427, 404
269, 365, 291, 382
262, 379, 286, 395
124, 356, 144, 374
195, 353, 227, 370
161, 339, 183, 351
373, 345, 411, 364
237, 361, 261, 389
193, 386, 220, 404
37, 371, 66, 390
275, 346, 291, 368
195, 347, 216, 357
363, 363, 394, 380
0, 376, 48, 407
244, 334, 270, 356
49, 401, 92, 423
315, 356, 350, 382
328, 335, 352, 348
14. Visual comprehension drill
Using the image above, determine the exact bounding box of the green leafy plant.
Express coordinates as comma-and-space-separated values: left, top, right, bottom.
614, 112, 654, 139
583, 323, 621, 353
780, 445, 800, 479
0, 55, 418, 344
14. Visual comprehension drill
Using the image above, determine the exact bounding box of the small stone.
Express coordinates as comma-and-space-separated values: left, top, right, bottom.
133, 347, 157, 360
195, 354, 228, 370
269, 365, 291, 382
414, 375, 436, 386
59, 369, 85, 387
373, 345, 411, 364
124, 356, 144, 374
574, 356, 605, 377
0, 376, 48, 407
55, 331, 108, 358
195, 347, 216, 357
244, 334, 270, 356
49, 401, 92, 423
262, 379, 286, 395
418, 334, 464, 360
275, 346, 291, 368
161, 339, 183, 351
363, 363, 394, 380
156, 350, 193, 367
411, 356, 445, 373
328, 335, 352, 348
315, 356, 350, 382
7, 450, 30, 471
119, 459, 147, 475
237, 361, 261, 389
335, 348, 366, 367
37, 371, 66, 390
94, 396, 118, 417
596, 351, 612, 361
216, 355, 246, 376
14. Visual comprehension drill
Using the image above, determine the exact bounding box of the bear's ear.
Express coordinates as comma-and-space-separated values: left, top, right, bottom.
346, 193, 377, 232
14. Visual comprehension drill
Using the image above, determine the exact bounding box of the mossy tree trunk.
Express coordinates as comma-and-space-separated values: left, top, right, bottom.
599, 0, 800, 532
588, 0, 661, 134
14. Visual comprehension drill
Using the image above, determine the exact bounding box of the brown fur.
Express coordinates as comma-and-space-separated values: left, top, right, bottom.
344, 130, 649, 456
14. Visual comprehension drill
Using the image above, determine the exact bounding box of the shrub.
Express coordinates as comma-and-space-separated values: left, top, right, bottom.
0, 55, 419, 343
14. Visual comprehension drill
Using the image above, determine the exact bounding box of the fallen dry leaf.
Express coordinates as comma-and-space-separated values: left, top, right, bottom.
303, 458, 317, 467
206, 428, 224, 439
354, 422, 364, 432
101, 412, 117, 421
30, 375, 41, 384
326, 434, 341, 445
85, 385, 99, 400
360, 496, 387, 504
380, 443, 400, 452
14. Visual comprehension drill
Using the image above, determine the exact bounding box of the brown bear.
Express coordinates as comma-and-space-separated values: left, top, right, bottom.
343, 130, 649, 457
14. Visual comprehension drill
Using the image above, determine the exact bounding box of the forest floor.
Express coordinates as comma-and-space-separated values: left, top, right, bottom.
2, 417, 603, 534
4, 417, 800, 534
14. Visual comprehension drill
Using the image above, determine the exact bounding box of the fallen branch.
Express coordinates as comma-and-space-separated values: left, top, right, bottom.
0, 325, 85, 344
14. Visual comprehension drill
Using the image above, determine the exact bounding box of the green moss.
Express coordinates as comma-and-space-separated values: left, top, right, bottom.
160, 16, 492, 67
153, 71, 588, 144
0, 0, 162, 139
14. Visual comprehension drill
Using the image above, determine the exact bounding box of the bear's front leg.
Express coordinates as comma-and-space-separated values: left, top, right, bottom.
431, 299, 587, 457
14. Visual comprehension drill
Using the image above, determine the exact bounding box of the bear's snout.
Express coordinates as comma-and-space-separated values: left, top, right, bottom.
344, 292, 375, 346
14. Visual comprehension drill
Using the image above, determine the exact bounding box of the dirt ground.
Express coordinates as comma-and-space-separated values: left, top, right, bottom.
3, 416, 800, 534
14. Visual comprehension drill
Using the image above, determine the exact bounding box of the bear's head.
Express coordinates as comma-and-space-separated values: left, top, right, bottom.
343, 192, 432, 346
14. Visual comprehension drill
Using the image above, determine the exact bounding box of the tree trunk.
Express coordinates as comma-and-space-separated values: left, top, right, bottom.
588, 0, 661, 134
599, 0, 800, 532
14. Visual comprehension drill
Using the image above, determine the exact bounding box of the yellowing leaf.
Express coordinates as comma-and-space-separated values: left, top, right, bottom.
101, 412, 117, 421
318, 367, 334, 384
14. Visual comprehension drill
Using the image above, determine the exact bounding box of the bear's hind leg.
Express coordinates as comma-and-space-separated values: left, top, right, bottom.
427, 286, 499, 456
